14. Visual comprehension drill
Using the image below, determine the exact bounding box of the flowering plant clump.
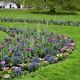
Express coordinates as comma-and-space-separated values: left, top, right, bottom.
0, 26, 76, 79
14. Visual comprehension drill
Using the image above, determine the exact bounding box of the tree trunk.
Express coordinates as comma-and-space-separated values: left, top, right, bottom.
16, 3, 21, 8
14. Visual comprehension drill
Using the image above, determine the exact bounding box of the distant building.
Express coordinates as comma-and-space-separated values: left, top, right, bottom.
0, 1, 5, 8
0, 1, 17, 9
4, 2, 17, 9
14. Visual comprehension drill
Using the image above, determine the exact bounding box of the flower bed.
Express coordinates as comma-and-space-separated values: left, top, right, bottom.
0, 18, 80, 26
0, 26, 76, 79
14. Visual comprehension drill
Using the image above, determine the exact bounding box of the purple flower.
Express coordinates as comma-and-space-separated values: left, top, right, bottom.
0, 62, 4, 68
64, 39, 73, 46
48, 38, 52, 42
64, 41, 70, 46
60, 46, 68, 52
27, 48, 33, 52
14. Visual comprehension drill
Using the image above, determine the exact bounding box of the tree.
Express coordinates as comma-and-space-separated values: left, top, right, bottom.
1, 0, 80, 11
14, 0, 23, 8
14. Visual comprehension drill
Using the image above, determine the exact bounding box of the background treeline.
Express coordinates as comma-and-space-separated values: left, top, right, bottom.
0, 0, 80, 12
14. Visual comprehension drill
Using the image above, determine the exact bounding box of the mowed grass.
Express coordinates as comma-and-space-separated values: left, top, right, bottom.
0, 31, 8, 41
0, 22, 80, 80
0, 9, 80, 21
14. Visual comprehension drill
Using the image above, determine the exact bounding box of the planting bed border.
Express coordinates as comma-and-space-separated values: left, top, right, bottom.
0, 18, 80, 26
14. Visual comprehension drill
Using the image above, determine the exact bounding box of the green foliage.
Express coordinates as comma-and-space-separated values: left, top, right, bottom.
1, 0, 80, 11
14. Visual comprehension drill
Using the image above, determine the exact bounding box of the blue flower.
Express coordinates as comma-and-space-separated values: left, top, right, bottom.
12, 56, 21, 66
44, 48, 50, 54
47, 57, 54, 64
64, 39, 73, 46
14, 51, 20, 56
53, 50, 59, 55
44, 54, 51, 61
12, 67, 22, 76
64, 41, 70, 46
16, 29, 23, 34
28, 62, 39, 72
3, 56, 10, 63
45, 54, 54, 64
10, 48, 16, 53
32, 57, 40, 63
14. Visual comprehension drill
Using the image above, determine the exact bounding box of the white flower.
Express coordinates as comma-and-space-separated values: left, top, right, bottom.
3, 74, 11, 79
45, 61, 48, 63
39, 58, 42, 61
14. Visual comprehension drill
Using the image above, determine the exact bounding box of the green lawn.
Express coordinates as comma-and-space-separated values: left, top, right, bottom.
0, 9, 80, 80
0, 9, 80, 21
0, 31, 8, 41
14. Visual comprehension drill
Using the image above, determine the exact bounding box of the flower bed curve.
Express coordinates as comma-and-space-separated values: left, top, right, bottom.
0, 26, 76, 79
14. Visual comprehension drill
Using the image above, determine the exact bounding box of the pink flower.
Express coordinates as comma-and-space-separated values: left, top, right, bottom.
57, 35, 63, 39
1, 61, 6, 65
24, 48, 33, 52
60, 46, 68, 52
48, 38, 56, 42
69, 43, 76, 47
3, 67, 9, 70
0, 46, 3, 49
28, 48, 33, 52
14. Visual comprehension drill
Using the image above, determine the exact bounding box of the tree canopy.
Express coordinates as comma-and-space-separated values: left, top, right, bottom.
0, 0, 80, 12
